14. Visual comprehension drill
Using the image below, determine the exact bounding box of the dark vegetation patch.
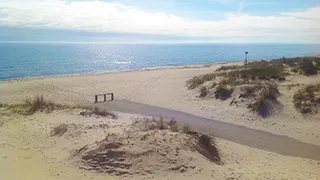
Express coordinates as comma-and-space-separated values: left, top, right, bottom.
214, 85, 234, 100
293, 84, 320, 114
80, 107, 117, 119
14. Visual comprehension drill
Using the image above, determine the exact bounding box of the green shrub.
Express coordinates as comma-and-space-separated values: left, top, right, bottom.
300, 60, 317, 75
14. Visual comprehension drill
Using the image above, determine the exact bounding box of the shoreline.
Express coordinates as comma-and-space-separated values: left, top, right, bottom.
0, 60, 241, 83
2, 55, 319, 83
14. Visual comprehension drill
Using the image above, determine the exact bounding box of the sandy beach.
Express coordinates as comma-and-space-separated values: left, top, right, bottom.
1, 62, 320, 179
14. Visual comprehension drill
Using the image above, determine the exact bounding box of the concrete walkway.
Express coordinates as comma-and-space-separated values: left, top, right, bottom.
85, 100, 320, 161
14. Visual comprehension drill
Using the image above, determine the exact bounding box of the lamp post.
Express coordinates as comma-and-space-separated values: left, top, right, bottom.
245, 51, 248, 65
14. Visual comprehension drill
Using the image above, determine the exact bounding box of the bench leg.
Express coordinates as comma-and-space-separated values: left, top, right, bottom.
104, 94, 106, 102
95, 95, 98, 103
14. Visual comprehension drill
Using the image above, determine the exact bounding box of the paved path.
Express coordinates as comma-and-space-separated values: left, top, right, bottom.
85, 100, 320, 161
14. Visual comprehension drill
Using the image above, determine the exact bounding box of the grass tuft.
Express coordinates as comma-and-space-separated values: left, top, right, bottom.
293, 84, 320, 114
5, 96, 69, 115
247, 83, 282, 117
50, 124, 68, 136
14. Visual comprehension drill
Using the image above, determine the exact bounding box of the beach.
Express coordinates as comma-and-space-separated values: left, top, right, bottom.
1, 61, 320, 179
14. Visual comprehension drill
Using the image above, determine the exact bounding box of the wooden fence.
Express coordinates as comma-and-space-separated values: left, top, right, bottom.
94, 93, 114, 103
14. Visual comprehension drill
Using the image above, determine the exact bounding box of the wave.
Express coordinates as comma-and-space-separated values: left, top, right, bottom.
112, 61, 134, 64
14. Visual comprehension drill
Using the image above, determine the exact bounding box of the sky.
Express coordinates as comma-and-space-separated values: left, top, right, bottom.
0, 0, 319, 43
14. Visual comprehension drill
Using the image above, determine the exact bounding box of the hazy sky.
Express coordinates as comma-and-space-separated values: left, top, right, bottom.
0, 0, 319, 43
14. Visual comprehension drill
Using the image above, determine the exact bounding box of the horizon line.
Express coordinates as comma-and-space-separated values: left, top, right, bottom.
1, 41, 320, 45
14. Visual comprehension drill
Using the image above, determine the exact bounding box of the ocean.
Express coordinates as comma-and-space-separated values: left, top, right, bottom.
1, 43, 320, 80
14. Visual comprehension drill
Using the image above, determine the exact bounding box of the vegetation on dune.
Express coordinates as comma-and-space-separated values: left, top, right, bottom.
184, 57, 317, 116
299, 59, 318, 75
80, 107, 117, 119
246, 83, 282, 117
214, 85, 234, 100
293, 84, 320, 114
199, 86, 208, 98
186, 73, 216, 89
4, 96, 71, 115
131, 117, 221, 164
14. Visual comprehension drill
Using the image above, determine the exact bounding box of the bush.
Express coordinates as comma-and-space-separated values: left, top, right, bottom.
293, 84, 320, 114
168, 119, 179, 132
181, 124, 192, 134
199, 86, 208, 97
248, 83, 281, 117
214, 85, 234, 100
300, 60, 317, 75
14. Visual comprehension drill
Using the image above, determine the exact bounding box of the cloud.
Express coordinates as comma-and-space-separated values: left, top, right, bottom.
281, 7, 320, 20
238, 0, 246, 12
0, 0, 319, 42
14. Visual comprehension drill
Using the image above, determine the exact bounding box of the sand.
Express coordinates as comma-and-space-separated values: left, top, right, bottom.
1, 62, 320, 179
0, 63, 319, 145
0, 108, 319, 180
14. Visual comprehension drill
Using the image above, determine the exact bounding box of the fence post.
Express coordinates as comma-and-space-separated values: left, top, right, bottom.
95, 95, 98, 103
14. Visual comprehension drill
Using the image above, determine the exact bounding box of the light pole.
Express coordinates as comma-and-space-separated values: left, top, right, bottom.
245, 51, 248, 65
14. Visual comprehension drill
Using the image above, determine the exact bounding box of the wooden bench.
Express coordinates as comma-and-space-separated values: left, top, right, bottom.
94, 93, 114, 103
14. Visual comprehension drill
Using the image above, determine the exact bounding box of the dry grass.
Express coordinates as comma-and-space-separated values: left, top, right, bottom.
5, 96, 70, 115
247, 83, 282, 117
50, 124, 68, 136
181, 124, 193, 134
186, 73, 216, 89
194, 134, 221, 164
80, 107, 117, 119
199, 86, 208, 98
132, 117, 177, 131
293, 84, 320, 114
